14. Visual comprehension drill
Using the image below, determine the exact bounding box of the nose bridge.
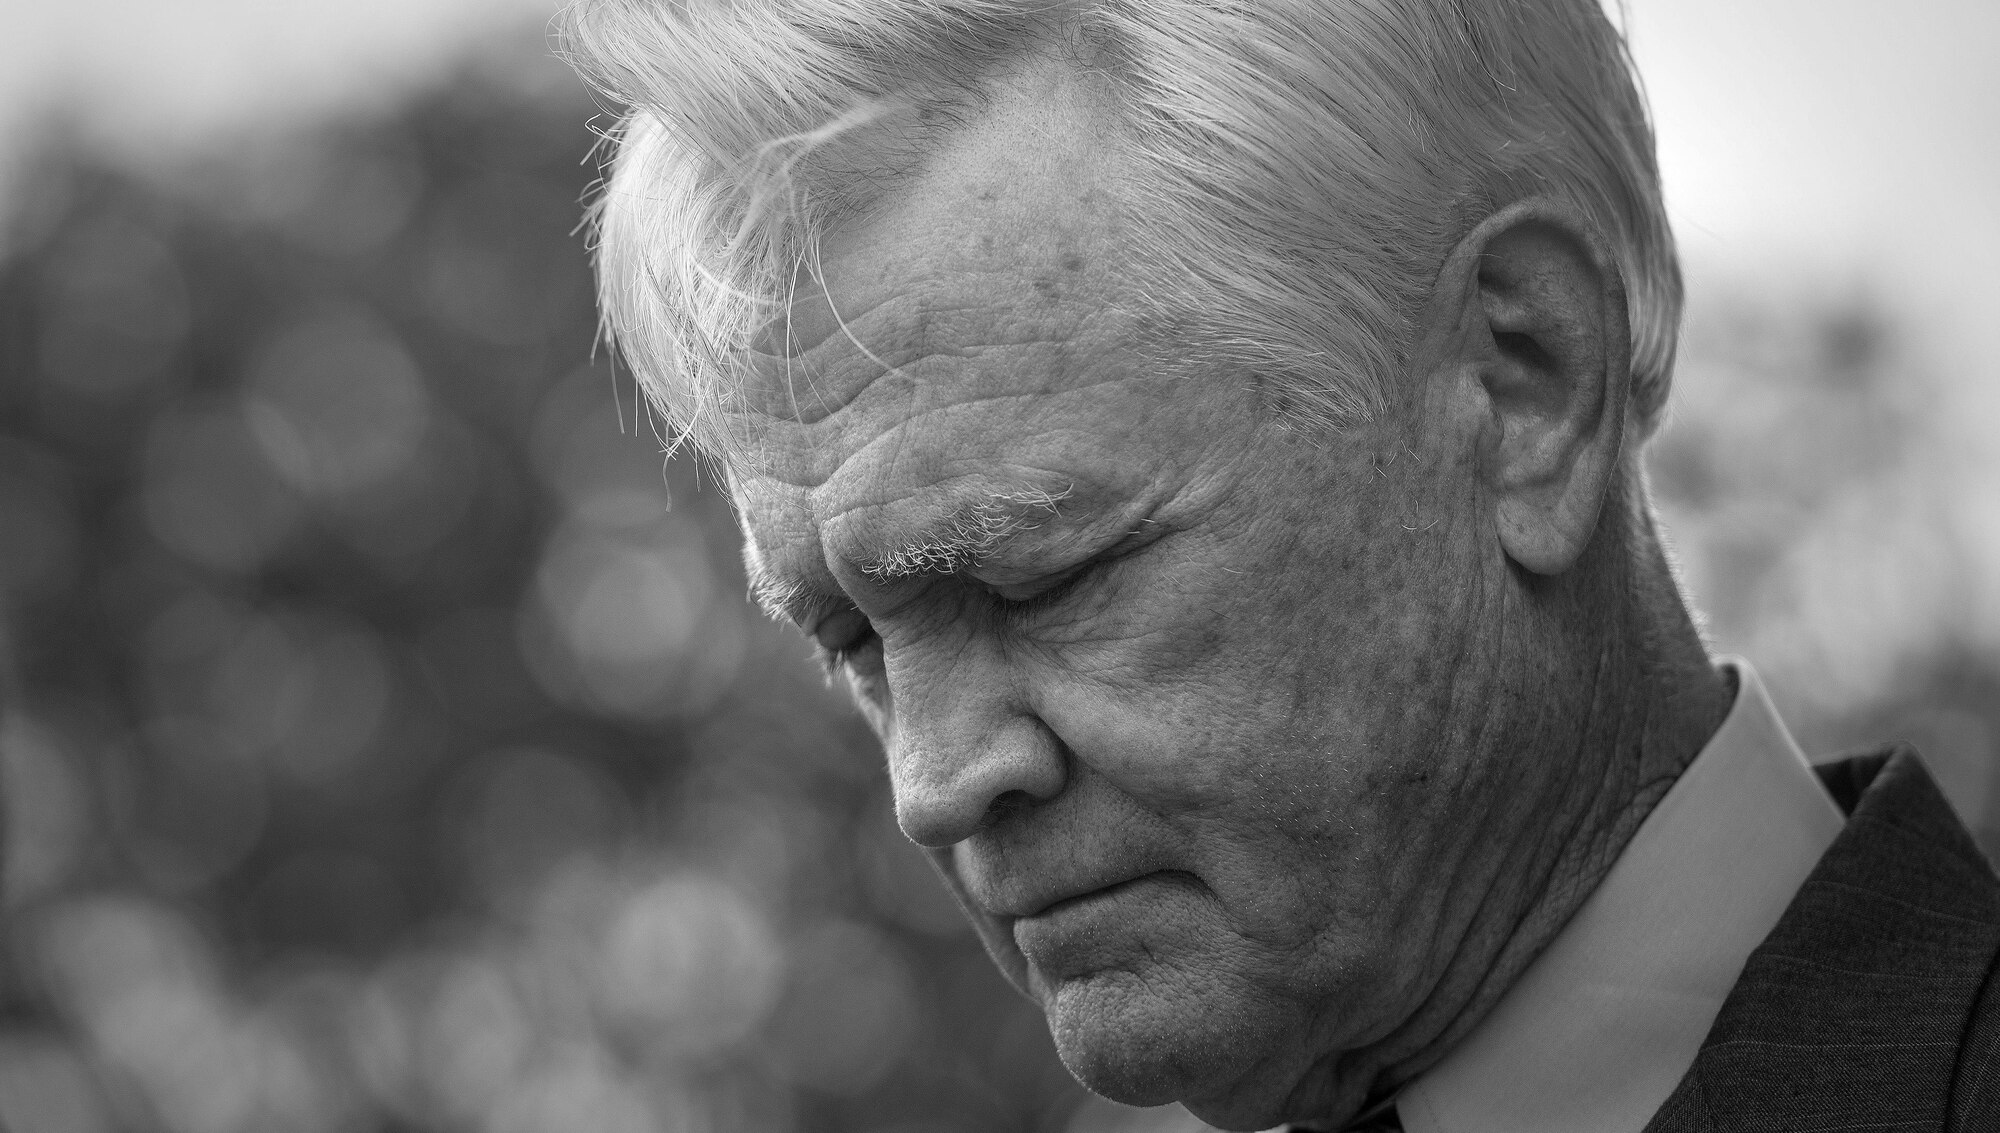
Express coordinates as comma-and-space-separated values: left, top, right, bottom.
887, 636, 1066, 848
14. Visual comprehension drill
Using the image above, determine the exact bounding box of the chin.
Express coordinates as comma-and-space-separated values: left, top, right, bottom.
1041, 970, 1304, 1131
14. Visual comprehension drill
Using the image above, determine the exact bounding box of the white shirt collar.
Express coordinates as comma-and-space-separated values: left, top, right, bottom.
1393, 659, 1846, 1133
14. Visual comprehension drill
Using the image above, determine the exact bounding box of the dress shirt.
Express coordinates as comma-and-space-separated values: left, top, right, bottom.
1392, 660, 1846, 1133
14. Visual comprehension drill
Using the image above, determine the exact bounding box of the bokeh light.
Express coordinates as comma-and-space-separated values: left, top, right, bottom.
0, 34, 1084, 1133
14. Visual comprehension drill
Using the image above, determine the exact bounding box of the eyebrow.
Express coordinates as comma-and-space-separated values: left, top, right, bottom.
744, 484, 1074, 628
863, 485, 1072, 580
747, 564, 834, 630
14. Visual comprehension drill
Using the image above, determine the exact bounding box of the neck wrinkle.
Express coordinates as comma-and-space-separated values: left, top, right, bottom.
1516, 542, 1732, 987
1374, 534, 1731, 1114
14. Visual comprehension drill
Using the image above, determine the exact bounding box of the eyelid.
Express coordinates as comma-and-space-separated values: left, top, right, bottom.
813, 629, 882, 690
986, 561, 1087, 604
988, 543, 1126, 612
809, 605, 876, 655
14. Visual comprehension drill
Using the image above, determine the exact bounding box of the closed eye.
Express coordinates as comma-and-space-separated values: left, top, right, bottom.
810, 607, 880, 677
988, 542, 1136, 619
996, 563, 1094, 616
817, 612, 888, 714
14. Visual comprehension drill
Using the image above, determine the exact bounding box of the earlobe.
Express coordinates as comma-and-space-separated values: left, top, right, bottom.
1452, 199, 1632, 576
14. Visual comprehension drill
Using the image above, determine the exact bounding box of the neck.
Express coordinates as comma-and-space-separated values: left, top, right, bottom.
1541, 498, 1735, 877
1456, 491, 1733, 1055
1313, 489, 1735, 1128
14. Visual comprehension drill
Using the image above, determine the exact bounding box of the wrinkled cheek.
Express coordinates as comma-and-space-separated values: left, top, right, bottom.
1028, 675, 1234, 813
926, 845, 1039, 999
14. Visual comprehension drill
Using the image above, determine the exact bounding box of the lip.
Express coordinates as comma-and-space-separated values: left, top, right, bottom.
996, 870, 1177, 921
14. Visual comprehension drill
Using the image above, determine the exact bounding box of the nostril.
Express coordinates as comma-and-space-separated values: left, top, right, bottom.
981, 789, 1037, 829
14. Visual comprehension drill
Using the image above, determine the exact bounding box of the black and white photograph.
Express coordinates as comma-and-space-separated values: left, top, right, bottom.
1, 2, 1996, 1131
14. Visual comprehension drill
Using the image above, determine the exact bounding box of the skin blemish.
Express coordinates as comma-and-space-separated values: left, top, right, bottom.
1063, 254, 1085, 272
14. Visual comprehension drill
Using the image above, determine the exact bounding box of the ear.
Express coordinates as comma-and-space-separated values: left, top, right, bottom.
1445, 198, 1633, 576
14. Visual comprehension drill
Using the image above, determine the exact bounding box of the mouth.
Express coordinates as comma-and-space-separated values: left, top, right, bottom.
1023, 872, 1163, 919
1004, 869, 1204, 924
1003, 871, 1202, 980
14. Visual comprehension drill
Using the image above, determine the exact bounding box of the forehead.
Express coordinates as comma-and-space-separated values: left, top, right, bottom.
740, 53, 1135, 452
730, 57, 1247, 577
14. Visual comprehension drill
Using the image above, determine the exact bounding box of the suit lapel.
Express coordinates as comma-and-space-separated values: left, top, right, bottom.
1644, 747, 2000, 1132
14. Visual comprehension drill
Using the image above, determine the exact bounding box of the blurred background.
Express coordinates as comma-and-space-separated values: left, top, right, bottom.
0, 2, 1994, 1131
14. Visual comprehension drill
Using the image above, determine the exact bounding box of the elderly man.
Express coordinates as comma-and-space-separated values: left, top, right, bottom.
560, 2, 2000, 1129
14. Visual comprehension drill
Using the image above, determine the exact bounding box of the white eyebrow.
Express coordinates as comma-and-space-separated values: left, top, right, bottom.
742, 533, 842, 630
742, 484, 1075, 628
863, 485, 1073, 581
746, 563, 825, 627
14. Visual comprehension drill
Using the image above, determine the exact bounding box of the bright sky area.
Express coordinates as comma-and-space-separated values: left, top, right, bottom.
1, 0, 1994, 470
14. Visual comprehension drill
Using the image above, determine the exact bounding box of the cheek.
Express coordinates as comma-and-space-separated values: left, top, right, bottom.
1025, 609, 1455, 918
845, 666, 893, 737
1027, 645, 1383, 912
1028, 658, 1267, 815
1022, 579, 1372, 818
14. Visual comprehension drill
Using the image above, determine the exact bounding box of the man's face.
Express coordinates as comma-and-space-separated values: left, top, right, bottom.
732, 62, 1538, 1129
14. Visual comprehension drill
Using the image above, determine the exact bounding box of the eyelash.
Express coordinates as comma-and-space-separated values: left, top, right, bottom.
814, 616, 880, 675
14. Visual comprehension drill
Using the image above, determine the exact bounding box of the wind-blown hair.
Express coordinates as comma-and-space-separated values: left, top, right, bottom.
560, 0, 1680, 468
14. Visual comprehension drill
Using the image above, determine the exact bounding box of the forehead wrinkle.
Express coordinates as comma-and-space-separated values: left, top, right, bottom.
749, 279, 960, 425
753, 289, 904, 430
742, 287, 1093, 431
764, 260, 996, 359
735, 475, 841, 629
740, 337, 1142, 493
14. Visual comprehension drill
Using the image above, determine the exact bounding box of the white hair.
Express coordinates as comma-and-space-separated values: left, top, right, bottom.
864, 485, 1073, 580
559, 0, 1681, 470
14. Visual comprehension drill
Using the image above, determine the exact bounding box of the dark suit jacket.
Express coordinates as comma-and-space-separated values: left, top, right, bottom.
1644, 746, 2000, 1131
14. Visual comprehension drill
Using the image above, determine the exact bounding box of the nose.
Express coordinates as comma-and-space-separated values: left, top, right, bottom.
887, 659, 1067, 848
